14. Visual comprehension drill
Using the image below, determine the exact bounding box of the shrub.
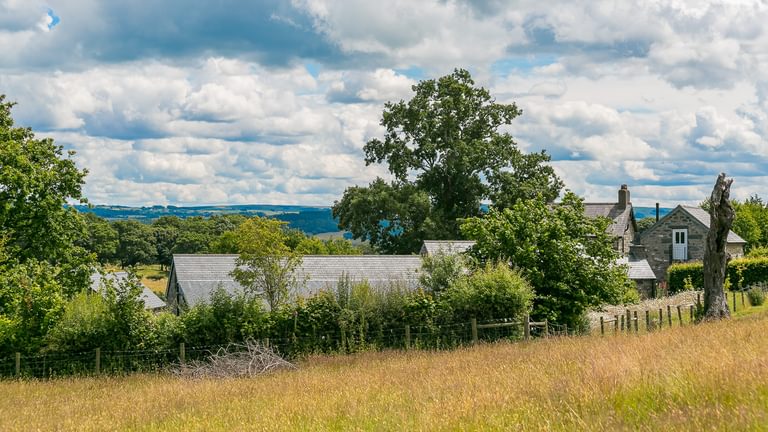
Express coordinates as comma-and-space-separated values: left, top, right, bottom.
667, 262, 704, 293
621, 286, 640, 305
668, 257, 768, 293
45, 292, 109, 353
747, 287, 765, 306
179, 287, 267, 347
444, 263, 533, 322
747, 246, 768, 258
727, 257, 768, 289
419, 251, 468, 295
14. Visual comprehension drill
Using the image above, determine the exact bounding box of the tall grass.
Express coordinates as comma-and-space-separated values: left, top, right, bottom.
2, 312, 768, 431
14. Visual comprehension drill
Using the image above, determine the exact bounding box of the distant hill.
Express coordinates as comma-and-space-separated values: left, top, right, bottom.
74, 204, 341, 235
634, 206, 672, 221
75, 204, 674, 236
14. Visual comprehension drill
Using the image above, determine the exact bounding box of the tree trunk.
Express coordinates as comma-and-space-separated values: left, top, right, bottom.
702, 173, 734, 320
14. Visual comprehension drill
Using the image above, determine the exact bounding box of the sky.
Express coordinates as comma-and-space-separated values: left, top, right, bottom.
1, 0, 767, 208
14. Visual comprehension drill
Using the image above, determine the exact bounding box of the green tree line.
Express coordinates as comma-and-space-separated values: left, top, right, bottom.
81, 212, 365, 269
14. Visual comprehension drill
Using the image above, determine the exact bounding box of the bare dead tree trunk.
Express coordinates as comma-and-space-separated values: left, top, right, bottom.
702, 173, 734, 320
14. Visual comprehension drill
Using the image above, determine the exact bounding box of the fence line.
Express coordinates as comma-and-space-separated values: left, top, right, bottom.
1, 315, 568, 379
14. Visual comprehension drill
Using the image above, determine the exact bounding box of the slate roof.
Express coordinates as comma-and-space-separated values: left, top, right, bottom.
170, 254, 423, 307
90, 272, 167, 311
615, 257, 656, 280
583, 203, 634, 238
420, 240, 476, 256
680, 206, 747, 243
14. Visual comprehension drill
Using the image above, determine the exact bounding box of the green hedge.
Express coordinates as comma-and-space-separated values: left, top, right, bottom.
667, 262, 704, 293
667, 257, 768, 293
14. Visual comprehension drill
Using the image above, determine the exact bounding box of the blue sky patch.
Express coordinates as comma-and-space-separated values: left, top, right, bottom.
47, 9, 60, 30
491, 55, 557, 76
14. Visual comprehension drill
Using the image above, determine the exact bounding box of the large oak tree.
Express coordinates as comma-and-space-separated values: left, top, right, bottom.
333, 69, 562, 253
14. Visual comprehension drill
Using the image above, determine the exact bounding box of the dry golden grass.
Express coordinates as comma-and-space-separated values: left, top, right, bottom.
2, 313, 768, 431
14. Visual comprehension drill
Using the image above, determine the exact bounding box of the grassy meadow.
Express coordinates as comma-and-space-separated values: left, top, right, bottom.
2, 311, 768, 431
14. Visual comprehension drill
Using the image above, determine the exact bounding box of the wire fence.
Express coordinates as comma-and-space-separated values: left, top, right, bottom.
0, 316, 561, 379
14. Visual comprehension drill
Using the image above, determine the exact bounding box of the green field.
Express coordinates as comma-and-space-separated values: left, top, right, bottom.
2, 308, 767, 431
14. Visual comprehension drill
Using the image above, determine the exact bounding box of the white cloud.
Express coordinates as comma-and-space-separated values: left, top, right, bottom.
2, 0, 768, 207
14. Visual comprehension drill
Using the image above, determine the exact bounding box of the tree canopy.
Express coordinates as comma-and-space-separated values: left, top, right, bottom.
460, 192, 632, 328
333, 69, 562, 253
0, 96, 90, 272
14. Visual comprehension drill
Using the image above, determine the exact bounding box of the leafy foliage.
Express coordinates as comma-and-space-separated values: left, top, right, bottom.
747, 286, 765, 306
636, 216, 657, 234
0, 96, 92, 290
460, 192, 632, 327
731, 195, 768, 251
443, 263, 533, 323
333, 69, 562, 253
419, 251, 469, 295
668, 257, 768, 293
45, 271, 155, 353
230, 218, 304, 310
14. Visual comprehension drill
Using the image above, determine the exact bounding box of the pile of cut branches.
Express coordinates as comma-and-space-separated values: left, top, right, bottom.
173, 340, 296, 379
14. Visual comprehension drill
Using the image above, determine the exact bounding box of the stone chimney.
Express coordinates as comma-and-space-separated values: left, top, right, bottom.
618, 184, 630, 209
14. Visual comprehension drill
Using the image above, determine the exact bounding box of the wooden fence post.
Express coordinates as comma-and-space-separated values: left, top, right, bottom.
600, 316, 604, 336
15, 352, 20, 377
564, 324, 568, 337
667, 305, 672, 327
614, 315, 619, 334
733, 291, 737, 312
626, 309, 632, 334
179, 342, 185, 365
471, 318, 478, 345
633, 311, 638, 333
264, 337, 270, 348
405, 325, 411, 350
645, 310, 650, 331
690, 305, 695, 323
741, 290, 745, 306
658, 308, 663, 327
524, 314, 530, 340
697, 292, 701, 307
620, 314, 625, 331
676, 305, 682, 325
95, 347, 101, 375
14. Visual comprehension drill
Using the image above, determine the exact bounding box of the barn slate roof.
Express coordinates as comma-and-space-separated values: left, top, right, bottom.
680, 206, 747, 244
90, 272, 167, 311
170, 254, 423, 307
583, 203, 635, 238
420, 240, 476, 256
615, 257, 656, 280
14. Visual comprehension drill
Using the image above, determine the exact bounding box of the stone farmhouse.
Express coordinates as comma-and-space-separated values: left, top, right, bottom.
638, 205, 746, 281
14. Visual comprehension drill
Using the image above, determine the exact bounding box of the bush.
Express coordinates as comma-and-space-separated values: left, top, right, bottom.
667, 262, 704, 293
179, 287, 267, 348
727, 257, 768, 289
444, 263, 533, 322
621, 286, 640, 305
747, 246, 768, 258
45, 292, 109, 353
747, 287, 765, 306
419, 251, 468, 295
668, 257, 768, 293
